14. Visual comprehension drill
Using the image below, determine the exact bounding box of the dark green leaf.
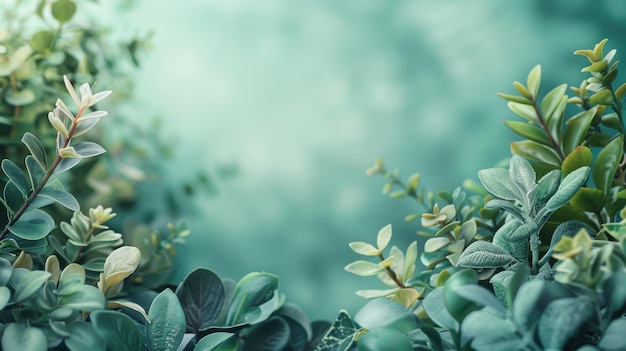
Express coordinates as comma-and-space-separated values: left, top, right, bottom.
226, 272, 279, 326
599, 319, 626, 351
314, 310, 358, 351
91, 310, 142, 351
593, 134, 623, 194
147, 289, 186, 351
1, 323, 47, 351
2, 159, 30, 197
243, 317, 290, 351
21, 133, 47, 171
538, 296, 594, 349
3, 181, 25, 212
456, 241, 516, 269
176, 268, 225, 333
73, 118, 101, 137
29, 31, 54, 52
569, 187, 605, 213
8, 211, 53, 240
64, 321, 106, 351
277, 303, 313, 342
603, 271, 626, 319
194, 333, 234, 351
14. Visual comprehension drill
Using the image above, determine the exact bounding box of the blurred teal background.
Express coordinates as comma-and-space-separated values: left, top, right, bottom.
119, 1, 625, 320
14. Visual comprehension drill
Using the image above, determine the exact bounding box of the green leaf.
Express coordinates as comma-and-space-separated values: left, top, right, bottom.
147, 289, 186, 351
0, 286, 11, 310
456, 241, 516, 269
541, 84, 568, 145
354, 298, 420, 333
450, 284, 506, 314
91, 310, 142, 351
527, 65, 541, 98
562, 107, 597, 155
511, 280, 571, 331
538, 296, 594, 349
589, 89, 614, 105
504, 121, 551, 146
226, 272, 279, 326
59, 285, 105, 311
276, 303, 312, 349
562, 146, 592, 177
422, 287, 458, 331
194, 333, 234, 351
7, 211, 53, 240
2, 159, 30, 197
376, 224, 392, 251
13, 269, 51, 302
478, 168, 521, 201
528, 169, 560, 214
593, 134, 623, 194
545, 166, 589, 211
357, 328, 413, 351
58, 263, 86, 295
72, 142, 106, 158
511, 140, 562, 167
25, 156, 45, 190
314, 310, 358, 351
37, 188, 80, 212
1, 323, 47, 351
462, 309, 521, 351
29, 31, 54, 52
348, 242, 379, 256
64, 321, 106, 351
21, 133, 47, 171
603, 271, 626, 319
402, 241, 417, 283
569, 187, 605, 213
509, 154, 537, 197
4, 181, 25, 212
507, 101, 538, 123
243, 317, 290, 351
599, 319, 626, 351
51, 0, 77, 23
54, 157, 81, 174
344, 260, 385, 277
5, 89, 36, 106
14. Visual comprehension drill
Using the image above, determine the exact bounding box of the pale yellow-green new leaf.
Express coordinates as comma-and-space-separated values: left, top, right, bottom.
107, 300, 150, 323
345, 260, 385, 277
527, 65, 541, 99
377, 224, 392, 252
349, 242, 380, 256
100, 246, 141, 293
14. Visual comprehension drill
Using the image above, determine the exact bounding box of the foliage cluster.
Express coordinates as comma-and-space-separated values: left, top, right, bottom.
328, 38, 626, 351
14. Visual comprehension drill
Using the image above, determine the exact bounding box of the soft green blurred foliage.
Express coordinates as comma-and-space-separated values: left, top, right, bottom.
122, 0, 626, 319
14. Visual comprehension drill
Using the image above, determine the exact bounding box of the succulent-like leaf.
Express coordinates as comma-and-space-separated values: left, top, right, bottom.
91, 310, 142, 351
176, 268, 225, 333
21, 133, 47, 171
54, 157, 81, 174
147, 289, 186, 351
1, 323, 47, 351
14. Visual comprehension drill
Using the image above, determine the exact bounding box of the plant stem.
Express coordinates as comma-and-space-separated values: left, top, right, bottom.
377, 254, 406, 288
0, 106, 85, 241
532, 100, 565, 162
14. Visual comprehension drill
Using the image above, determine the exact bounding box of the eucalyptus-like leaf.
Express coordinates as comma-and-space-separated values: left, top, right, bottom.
21, 132, 47, 170
51, 0, 77, 23
176, 268, 225, 333
2, 159, 30, 197
64, 322, 106, 351
593, 134, 623, 194
4, 181, 25, 212
91, 310, 142, 351
544, 166, 590, 211
1, 323, 47, 351
456, 241, 516, 269
72, 142, 106, 158
25, 156, 45, 189
54, 157, 81, 174
37, 188, 80, 212
147, 289, 186, 351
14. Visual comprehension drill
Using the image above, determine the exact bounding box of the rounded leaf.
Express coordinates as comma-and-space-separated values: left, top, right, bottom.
1, 324, 47, 351
376, 224, 392, 252
354, 298, 419, 333
357, 328, 413, 351
176, 268, 225, 333
243, 317, 290, 351
91, 310, 141, 351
